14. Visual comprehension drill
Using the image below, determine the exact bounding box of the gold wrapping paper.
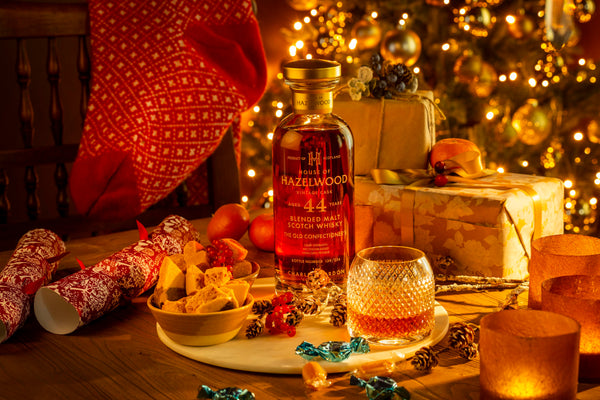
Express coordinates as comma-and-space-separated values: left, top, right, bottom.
333, 91, 436, 176
355, 173, 564, 279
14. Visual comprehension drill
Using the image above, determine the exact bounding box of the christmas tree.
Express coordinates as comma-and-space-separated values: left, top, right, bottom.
241, 0, 600, 235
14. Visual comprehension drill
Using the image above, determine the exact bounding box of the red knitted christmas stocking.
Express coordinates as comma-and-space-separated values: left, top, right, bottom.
69, 0, 267, 220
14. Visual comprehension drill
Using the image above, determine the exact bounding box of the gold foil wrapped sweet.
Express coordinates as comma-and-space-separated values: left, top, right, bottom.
529, 234, 600, 309
479, 309, 580, 400
542, 275, 600, 382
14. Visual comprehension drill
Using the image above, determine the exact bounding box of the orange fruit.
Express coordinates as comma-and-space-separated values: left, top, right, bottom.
248, 213, 275, 252
429, 138, 480, 168
207, 203, 250, 241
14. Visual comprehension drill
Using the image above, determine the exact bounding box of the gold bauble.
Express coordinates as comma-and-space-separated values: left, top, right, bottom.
351, 19, 382, 51
585, 119, 600, 143
512, 100, 552, 145
507, 13, 537, 40
464, 6, 496, 37
574, 0, 596, 23
379, 28, 422, 66
454, 52, 483, 84
468, 61, 498, 98
286, 0, 319, 11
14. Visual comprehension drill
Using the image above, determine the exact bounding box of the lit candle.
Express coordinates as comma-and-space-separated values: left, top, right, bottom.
529, 234, 600, 309
479, 309, 580, 400
542, 275, 600, 382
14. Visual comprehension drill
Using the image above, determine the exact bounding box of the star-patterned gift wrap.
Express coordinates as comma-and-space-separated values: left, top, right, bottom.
0, 229, 66, 342
355, 173, 564, 279
34, 215, 197, 334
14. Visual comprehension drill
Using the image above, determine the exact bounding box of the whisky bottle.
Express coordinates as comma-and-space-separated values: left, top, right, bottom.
272, 59, 354, 294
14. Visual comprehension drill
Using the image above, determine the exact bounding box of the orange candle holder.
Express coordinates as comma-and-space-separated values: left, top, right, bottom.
529, 234, 600, 309
542, 275, 600, 382
479, 309, 580, 400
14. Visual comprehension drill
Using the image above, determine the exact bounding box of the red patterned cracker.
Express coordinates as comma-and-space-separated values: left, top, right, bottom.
0, 229, 66, 342
151, 215, 197, 255
34, 268, 123, 335
0, 284, 30, 342
91, 240, 167, 299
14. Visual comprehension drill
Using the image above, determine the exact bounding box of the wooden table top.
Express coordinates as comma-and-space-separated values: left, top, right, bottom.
1, 217, 599, 400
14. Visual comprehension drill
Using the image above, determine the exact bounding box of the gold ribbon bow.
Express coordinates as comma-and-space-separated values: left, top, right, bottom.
370, 154, 543, 261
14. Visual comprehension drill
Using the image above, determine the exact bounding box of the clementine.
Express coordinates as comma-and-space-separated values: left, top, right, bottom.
429, 138, 480, 168
207, 203, 250, 241
249, 213, 275, 252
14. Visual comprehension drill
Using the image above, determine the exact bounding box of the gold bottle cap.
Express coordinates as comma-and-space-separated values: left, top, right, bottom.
283, 59, 341, 81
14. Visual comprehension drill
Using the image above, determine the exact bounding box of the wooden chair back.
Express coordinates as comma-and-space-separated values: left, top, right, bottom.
0, 2, 241, 250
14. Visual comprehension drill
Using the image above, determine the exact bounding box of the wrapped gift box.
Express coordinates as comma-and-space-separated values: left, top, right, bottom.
355, 173, 564, 279
333, 91, 437, 176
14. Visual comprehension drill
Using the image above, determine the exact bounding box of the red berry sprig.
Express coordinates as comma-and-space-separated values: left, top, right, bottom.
206, 239, 235, 272
246, 292, 300, 338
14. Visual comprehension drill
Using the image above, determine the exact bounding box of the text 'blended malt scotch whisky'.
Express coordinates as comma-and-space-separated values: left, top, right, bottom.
273, 59, 355, 294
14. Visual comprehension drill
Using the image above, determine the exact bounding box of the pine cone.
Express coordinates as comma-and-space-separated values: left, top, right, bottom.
245, 318, 264, 339
329, 303, 347, 327
411, 346, 439, 371
458, 343, 479, 360
252, 299, 273, 316
295, 296, 320, 315
448, 322, 477, 350
285, 308, 304, 327
306, 268, 330, 290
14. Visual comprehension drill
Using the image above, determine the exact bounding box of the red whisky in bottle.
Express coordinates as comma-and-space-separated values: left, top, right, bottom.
273, 59, 354, 294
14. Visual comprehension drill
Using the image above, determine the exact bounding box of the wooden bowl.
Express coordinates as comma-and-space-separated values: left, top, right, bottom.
147, 293, 254, 346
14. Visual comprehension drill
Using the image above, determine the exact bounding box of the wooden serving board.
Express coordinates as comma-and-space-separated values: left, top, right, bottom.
157, 278, 449, 374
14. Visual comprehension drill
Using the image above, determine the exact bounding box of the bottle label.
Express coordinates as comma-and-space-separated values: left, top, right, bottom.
273, 129, 354, 287
292, 92, 333, 113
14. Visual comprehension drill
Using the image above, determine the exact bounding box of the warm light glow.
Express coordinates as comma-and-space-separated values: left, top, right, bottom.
310, 9, 317, 16
463, 24, 471, 31
579, 58, 586, 66
569, 189, 577, 197
509, 72, 518, 81
413, 66, 420, 74
499, 74, 507, 82
349, 38, 357, 50
591, 197, 598, 206
276, 102, 284, 109
564, 179, 573, 189
370, 11, 378, 19
303, 16, 310, 23
497, 167, 505, 173
441, 42, 450, 51
398, 19, 406, 26
506, 15, 516, 24
275, 109, 283, 118
542, 80, 550, 87
306, 54, 313, 59
346, 55, 354, 63
253, 105, 260, 113
268, 189, 274, 197
574, 131, 584, 141
522, 160, 529, 167
267, 132, 274, 140
486, 111, 494, 120
528, 78, 537, 87
293, 21, 302, 30
241, 195, 248, 203
289, 45, 297, 57
247, 169, 256, 177
295, 40, 304, 49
